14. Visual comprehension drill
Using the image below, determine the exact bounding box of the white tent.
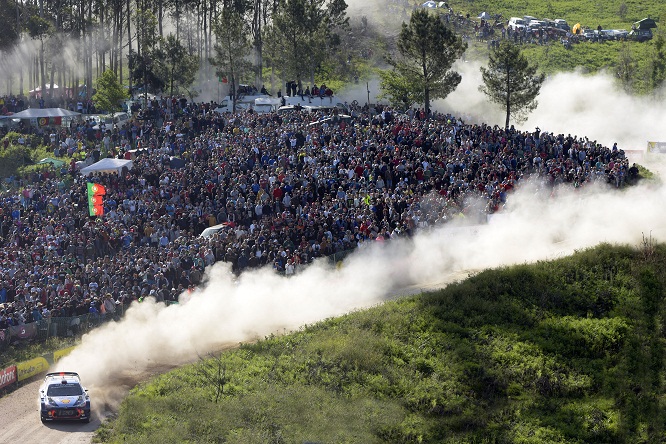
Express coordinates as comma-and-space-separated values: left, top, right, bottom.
422, 1, 437, 8
80, 158, 133, 176
12, 108, 81, 119
29, 84, 59, 93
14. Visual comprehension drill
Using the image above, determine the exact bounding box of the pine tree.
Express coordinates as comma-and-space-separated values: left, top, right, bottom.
93, 70, 128, 113
211, 8, 252, 112
382, 9, 466, 114
479, 40, 545, 130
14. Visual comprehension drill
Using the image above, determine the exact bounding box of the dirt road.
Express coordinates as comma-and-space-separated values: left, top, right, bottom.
0, 276, 468, 444
0, 379, 97, 444
0, 363, 185, 444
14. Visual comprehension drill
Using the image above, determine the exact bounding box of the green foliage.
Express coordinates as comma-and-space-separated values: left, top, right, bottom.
0, 133, 79, 180
267, 0, 349, 85
0, 0, 20, 50
161, 34, 199, 97
0, 337, 77, 369
129, 10, 164, 94
0, 135, 34, 179
25, 15, 53, 40
93, 70, 128, 113
211, 8, 253, 110
97, 244, 666, 443
385, 9, 466, 114
378, 68, 424, 109
480, 40, 546, 129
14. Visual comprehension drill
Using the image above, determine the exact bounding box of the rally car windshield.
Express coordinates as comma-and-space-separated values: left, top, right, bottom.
47, 383, 83, 396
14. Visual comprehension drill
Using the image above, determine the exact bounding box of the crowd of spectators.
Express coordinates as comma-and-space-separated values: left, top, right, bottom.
0, 93, 639, 332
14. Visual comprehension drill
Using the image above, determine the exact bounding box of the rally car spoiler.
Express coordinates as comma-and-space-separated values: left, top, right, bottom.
45, 372, 80, 379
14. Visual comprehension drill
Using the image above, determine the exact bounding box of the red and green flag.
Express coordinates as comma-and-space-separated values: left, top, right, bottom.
87, 182, 106, 217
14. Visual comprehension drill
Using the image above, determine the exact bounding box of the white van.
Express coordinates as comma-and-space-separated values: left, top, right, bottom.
508, 17, 527, 30
92, 112, 131, 130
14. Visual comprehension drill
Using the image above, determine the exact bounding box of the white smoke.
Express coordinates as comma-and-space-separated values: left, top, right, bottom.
440, 60, 666, 151
57, 174, 666, 412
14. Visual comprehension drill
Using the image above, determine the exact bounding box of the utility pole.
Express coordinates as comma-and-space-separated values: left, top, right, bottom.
366, 82, 370, 106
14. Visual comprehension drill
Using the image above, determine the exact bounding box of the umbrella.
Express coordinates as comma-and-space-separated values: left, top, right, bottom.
478, 11, 491, 20
169, 157, 186, 169
572, 23, 582, 34
422, 1, 437, 8
37, 157, 65, 167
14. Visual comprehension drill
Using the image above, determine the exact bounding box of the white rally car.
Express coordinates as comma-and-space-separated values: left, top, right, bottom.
39, 372, 91, 423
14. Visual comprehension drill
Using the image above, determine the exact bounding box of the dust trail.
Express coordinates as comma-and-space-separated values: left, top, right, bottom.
56, 174, 666, 413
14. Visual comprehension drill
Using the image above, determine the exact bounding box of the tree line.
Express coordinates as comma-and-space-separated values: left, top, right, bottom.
2, 0, 545, 129
381, 9, 544, 129
0, 0, 348, 103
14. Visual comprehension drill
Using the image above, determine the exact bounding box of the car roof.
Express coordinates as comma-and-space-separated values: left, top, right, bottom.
43, 372, 82, 385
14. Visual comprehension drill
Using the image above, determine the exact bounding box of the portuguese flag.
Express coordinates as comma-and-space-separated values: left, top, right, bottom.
87, 182, 106, 217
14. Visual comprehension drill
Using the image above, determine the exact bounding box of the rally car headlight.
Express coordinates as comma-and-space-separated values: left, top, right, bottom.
45, 397, 58, 407
73, 396, 86, 407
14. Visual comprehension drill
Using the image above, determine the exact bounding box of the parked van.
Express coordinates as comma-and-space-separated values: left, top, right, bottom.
92, 112, 131, 130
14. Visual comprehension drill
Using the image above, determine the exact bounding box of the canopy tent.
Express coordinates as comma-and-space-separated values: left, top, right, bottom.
29, 83, 58, 91
11, 108, 81, 127
79, 158, 133, 176
37, 157, 65, 167
12, 108, 81, 119
0, 115, 17, 128
634, 18, 657, 30
478, 11, 491, 20
169, 157, 186, 169
29, 84, 59, 95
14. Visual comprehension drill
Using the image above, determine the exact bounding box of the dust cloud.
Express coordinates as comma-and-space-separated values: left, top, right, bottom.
56, 175, 666, 411
439, 60, 666, 150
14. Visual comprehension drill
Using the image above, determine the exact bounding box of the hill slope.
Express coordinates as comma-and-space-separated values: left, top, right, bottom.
96, 243, 666, 443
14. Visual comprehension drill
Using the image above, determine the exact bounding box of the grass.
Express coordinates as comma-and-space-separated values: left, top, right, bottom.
409, 0, 666, 94
0, 336, 77, 369
96, 242, 666, 443
444, 0, 665, 30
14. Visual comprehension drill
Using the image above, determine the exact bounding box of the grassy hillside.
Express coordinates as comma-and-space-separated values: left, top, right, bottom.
343, 0, 666, 95
95, 242, 666, 443
444, 0, 664, 30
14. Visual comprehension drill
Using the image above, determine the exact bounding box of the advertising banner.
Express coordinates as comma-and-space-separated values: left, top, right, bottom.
9, 323, 37, 340
53, 346, 76, 363
16, 357, 49, 382
0, 366, 17, 390
37, 116, 62, 127
647, 141, 666, 154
